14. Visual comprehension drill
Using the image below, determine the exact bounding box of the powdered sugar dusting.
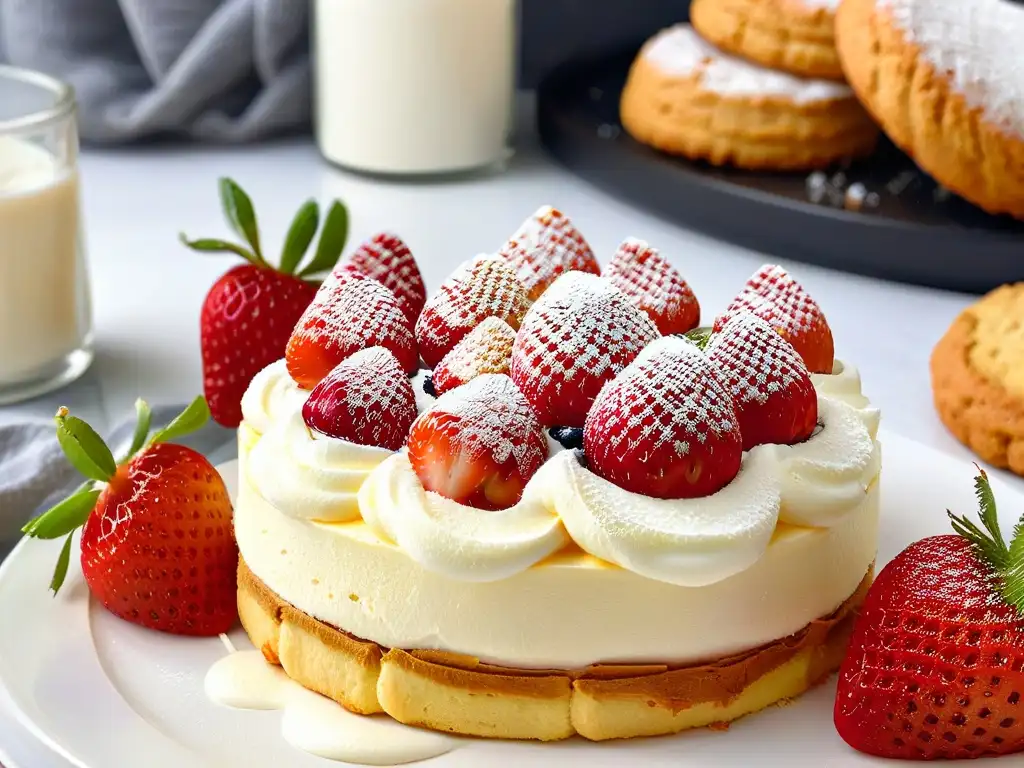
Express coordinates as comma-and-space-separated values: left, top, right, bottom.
705, 313, 810, 407
605, 237, 700, 334
717, 264, 823, 335
599, 336, 738, 458
499, 206, 600, 299
643, 24, 852, 104
426, 374, 545, 476
433, 316, 515, 394
345, 233, 426, 323
882, 0, 1024, 136
510, 272, 660, 425
416, 255, 530, 367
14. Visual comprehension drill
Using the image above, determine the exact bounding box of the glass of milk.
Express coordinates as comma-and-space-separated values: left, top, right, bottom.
0, 66, 92, 404
313, 0, 517, 178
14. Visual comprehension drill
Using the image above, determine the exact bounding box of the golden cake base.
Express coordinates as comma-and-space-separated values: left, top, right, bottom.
237, 558, 871, 742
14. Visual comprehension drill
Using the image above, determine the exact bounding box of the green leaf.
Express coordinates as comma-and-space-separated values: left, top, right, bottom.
50, 533, 74, 595
150, 396, 210, 445
55, 409, 116, 482
974, 470, 1008, 561
298, 200, 348, 278
22, 488, 100, 540
279, 200, 320, 275
219, 178, 264, 263
683, 326, 713, 350
178, 234, 257, 264
121, 399, 153, 462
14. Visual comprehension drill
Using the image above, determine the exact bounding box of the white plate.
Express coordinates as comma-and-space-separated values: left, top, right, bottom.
0, 430, 1011, 767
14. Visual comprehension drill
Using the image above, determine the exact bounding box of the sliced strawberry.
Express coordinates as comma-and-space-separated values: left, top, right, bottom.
432, 317, 516, 396
22, 398, 238, 636
510, 272, 660, 428
715, 264, 834, 374
584, 335, 742, 499
342, 233, 426, 325
705, 312, 817, 450
415, 256, 530, 369
605, 238, 700, 335
406, 374, 547, 510
286, 268, 419, 389
499, 205, 601, 300
302, 347, 417, 450
835, 470, 1024, 760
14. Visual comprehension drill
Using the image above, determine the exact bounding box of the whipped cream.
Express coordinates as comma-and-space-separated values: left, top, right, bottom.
410, 369, 437, 414
249, 408, 393, 523
811, 359, 870, 409
240, 360, 310, 435
359, 452, 569, 582
775, 396, 881, 528
548, 448, 782, 587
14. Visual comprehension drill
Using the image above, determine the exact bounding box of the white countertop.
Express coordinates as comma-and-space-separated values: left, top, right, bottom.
1, 130, 1009, 489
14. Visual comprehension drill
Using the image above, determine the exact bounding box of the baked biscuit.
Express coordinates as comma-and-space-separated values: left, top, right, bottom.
835, 0, 1024, 220
620, 25, 879, 171
932, 284, 1024, 477
691, 0, 844, 81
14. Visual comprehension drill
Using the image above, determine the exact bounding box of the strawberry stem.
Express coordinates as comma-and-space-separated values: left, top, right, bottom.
178, 234, 261, 266
149, 396, 210, 446
297, 200, 349, 278
948, 467, 1024, 614
279, 200, 320, 275
218, 178, 266, 265
54, 407, 116, 483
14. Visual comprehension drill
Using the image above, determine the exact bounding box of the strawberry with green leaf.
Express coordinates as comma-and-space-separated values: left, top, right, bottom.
22, 397, 238, 637
181, 178, 350, 427
835, 468, 1024, 759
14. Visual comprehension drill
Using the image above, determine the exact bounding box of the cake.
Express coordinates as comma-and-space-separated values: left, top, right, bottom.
231, 207, 882, 742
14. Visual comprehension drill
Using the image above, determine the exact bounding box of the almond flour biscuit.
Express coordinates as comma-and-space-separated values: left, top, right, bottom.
691, 0, 845, 81
931, 284, 1024, 476
620, 25, 879, 171
835, 0, 1024, 220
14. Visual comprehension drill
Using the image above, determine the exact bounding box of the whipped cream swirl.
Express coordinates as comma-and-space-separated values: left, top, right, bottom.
248, 408, 393, 522
811, 359, 870, 410
547, 448, 782, 587
240, 360, 310, 435
359, 453, 569, 582
774, 395, 881, 528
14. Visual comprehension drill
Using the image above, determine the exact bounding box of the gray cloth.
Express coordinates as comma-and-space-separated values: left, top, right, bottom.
0, 0, 311, 144
0, 405, 235, 555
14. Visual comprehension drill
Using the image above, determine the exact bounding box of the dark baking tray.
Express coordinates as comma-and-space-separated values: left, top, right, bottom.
536, 43, 1024, 294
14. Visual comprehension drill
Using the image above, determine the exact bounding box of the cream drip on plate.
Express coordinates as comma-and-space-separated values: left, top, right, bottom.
359, 452, 569, 582
643, 24, 853, 104
205, 650, 458, 765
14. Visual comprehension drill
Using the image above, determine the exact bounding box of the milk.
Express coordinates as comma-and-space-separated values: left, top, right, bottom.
0, 136, 87, 385
313, 0, 516, 176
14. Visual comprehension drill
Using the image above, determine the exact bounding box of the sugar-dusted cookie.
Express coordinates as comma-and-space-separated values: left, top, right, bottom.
691, 0, 844, 81
931, 284, 1024, 476
620, 25, 879, 171
836, 0, 1024, 220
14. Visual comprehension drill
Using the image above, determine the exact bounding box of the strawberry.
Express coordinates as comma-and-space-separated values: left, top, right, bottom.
286, 267, 419, 389
714, 264, 835, 374
182, 178, 351, 427
406, 374, 547, 510
584, 335, 742, 499
22, 398, 238, 636
342, 233, 426, 325
605, 238, 700, 335
835, 469, 1024, 760
302, 347, 417, 451
499, 205, 601, 300
510, 271, 660, 428
415, 255, 530, 369
432, 317, 516, 396
705, 312, 817, 450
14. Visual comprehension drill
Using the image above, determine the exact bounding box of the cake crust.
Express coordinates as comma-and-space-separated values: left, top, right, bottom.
236, 558, 872, 741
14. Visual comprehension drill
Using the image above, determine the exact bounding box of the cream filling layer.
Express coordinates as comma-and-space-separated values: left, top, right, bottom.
234, 469, 880, 669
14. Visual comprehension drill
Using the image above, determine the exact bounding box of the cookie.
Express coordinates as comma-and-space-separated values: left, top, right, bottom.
835, 0, 1024, 220
691, 0, 844, 81
620, 25, 879, 171
931, 284, 1024, 477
